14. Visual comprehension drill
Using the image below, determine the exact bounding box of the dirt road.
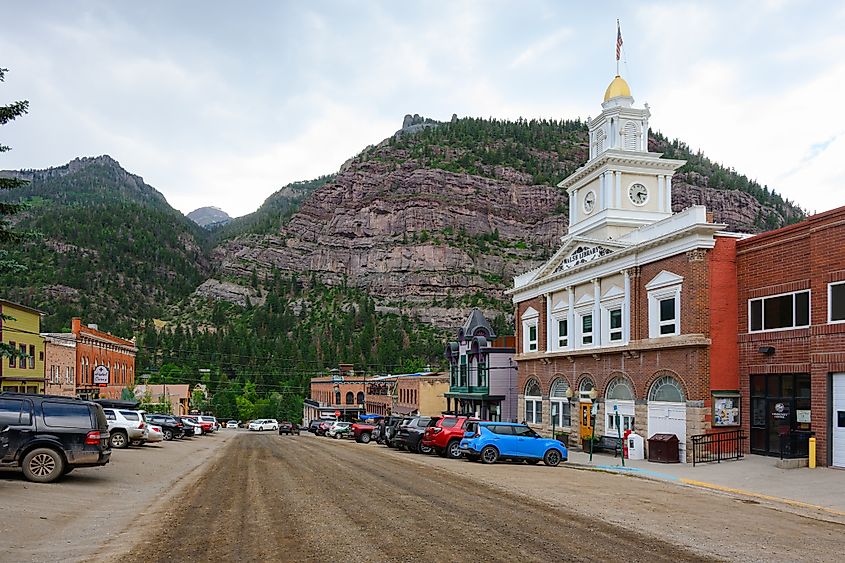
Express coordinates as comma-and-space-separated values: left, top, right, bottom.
116, 433, 845, 562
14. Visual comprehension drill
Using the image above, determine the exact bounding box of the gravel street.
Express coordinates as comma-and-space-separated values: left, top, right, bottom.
4, 431, 843, 562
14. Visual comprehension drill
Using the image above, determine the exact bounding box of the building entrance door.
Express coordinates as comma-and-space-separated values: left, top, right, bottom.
833, 373, 845, 468
580, 402, 593, 440
750, 374, 811, 457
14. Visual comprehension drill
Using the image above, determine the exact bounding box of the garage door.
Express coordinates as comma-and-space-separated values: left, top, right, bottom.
648, 403, 687, 463
834, 374, 845, 468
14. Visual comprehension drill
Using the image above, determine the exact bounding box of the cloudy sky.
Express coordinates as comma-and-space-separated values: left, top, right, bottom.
1, 1, 842, 216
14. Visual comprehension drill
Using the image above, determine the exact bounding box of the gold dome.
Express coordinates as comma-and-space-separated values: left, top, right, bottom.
603, 75, 631, 102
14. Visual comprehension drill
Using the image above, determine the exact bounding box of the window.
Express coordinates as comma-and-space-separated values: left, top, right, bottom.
524, 379, 543, 424
0, 398, 26, 426
441, 418, 458, 429
345, 392, 354, 405
579, 378, 595, 401
450, 363, 458, 387
357, 392, 364, 405
513, 425, 539, 438
581, 314, 593, 345
829, 282, 845, 323
103, 409, 117, 421
20, 344, 27, 369
648, 376, 685, 402
119, 411, 140, 421
605, 377, 635, 437
608, 308, 623, 342
550, 379, 571, 427
459, 356, 468, 387
659, 298, 676, 335
477, 361, 488, 387
8, 341, 15, 367
42, 402, 93, 428
527, 324, 538, 352
749, 290, 810, 332
557, 318, 568, 348
490, 424, 515, 435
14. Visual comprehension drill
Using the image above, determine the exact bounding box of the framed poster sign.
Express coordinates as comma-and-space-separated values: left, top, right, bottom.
93, 365, 110, 385
713, 394, 740, 427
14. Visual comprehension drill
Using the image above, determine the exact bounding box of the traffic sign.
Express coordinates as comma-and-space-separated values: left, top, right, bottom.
334, 410, 341, 417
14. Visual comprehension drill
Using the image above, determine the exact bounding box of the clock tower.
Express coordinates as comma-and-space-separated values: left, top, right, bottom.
561, 74, 686, 240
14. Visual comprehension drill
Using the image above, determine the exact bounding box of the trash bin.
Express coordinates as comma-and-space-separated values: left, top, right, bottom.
648, 433, 680, 463
627, 432, 645, 460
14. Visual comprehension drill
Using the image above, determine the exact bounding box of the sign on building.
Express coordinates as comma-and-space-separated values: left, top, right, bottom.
93, 365, 110, 385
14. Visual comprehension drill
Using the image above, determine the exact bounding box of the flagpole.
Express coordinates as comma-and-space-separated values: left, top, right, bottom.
616, 19, 620, 76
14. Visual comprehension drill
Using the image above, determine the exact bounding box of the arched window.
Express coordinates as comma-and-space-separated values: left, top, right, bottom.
357, 392, 365, 405
623, 121, 640, 151
605, 376, 635, 437
550, 379, 571, 427
579, 377, 595, 401
345, 392, 354, 405
649, 376, 685, 403
524, 379, 542, 425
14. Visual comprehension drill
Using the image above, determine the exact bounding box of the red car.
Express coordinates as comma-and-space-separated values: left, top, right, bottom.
185, 415, 215, 433
422, 416, 479, 459
351, 422, 377, 444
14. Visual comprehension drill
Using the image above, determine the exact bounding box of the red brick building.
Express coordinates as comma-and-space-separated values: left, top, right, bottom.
42, 333, 76, 397
71, 318, 137, 400
509, 74, 742, 462
304, 364, 366, 423
737, 206, 845, 467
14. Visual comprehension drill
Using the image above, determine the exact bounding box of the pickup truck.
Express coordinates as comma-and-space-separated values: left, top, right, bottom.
351, 422, 377, 443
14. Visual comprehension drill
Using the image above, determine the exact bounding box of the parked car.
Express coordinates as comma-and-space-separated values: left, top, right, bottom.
186, 415, 216, 433
177, 416, 202, 436
315, 421, 333, 436
351, 422, 377, 443
102, 408, 146, 449
308, 420, 324, 433
459, 422, 567, 466
326, 421, 352, 439
278, 421, 299, 435
0, 392, 111, 483
394, 416, 438, 454
423, 415, 479, 459
145, 414, 185, 440
248, 419, 279, 431
146, 424, 164, 443
226, 420, 239, 429
374, 416, 404, 446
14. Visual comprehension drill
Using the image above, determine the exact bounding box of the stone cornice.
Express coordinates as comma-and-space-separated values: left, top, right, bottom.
558, 150, 686, 192
514, 334, 711, 362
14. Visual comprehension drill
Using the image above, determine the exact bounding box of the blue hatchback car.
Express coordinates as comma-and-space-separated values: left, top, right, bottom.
459, 421, 567, 466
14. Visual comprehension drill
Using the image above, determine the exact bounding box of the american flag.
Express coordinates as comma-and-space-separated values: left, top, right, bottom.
616, 21, 623, 61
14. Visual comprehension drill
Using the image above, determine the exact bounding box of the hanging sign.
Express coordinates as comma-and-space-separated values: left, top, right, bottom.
93, 365, 110, 386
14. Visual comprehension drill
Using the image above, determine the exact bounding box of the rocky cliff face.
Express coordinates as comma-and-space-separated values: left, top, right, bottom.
187, 206, 232, 228
199, 118, 804, 330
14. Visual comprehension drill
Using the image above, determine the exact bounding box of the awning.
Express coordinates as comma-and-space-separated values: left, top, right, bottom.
359, 414, 384, 420
444, 392, 506, 401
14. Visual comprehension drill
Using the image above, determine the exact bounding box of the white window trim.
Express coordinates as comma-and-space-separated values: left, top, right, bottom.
525, 396, 543, 424
828, 282, 845, 325
604, 401, 635, 437
748, 289, 811, 333
601, 298, 625, 345
553, 314, 569, 350
577, 308, 594, 348
648, 287, 681, 338
550, 398, 571, 427
522, 307, 539, 353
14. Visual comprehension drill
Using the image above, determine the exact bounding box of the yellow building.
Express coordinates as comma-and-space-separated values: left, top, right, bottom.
1, 299, 46, 394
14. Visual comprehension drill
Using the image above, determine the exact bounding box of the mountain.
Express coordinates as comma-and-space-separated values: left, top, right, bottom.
200, 117, 805, 329
0, 155, 211, 335
187, 206, 231, 229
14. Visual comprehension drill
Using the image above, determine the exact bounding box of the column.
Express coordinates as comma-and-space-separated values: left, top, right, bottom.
592, 278, 602, 347
545, 292, 553, 353
623, 270, 631, 344
570, 189, 577, 224
598, 173, 605, 211
615, 171, 622, 208
665, 175, 672, 210
657, 175, 665, 211
567, 287, 575, 350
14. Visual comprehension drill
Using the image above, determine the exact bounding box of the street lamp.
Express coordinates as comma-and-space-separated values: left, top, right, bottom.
588, 387, 598, 462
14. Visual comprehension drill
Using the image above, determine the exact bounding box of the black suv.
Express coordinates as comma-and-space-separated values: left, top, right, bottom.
0, 392, 111, 483
145, 414, 186, 440
394, 416, 438, 454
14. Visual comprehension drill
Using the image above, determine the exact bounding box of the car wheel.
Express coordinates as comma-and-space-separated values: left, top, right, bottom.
480, 445, 499, 464
419, 442, 433, 455
22, 448, 65, 483
163, 430, 173, 441
360, 433, 371, 444
544, 449, 562, 467
110, 431, 128, 449
333, 433, 340, 439
447, 440, 462, 460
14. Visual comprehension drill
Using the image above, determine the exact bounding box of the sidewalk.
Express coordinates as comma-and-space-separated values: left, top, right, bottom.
566, 448, 845, 519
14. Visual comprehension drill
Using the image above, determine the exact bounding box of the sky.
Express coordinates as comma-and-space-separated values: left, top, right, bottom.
1, 1, 843, 217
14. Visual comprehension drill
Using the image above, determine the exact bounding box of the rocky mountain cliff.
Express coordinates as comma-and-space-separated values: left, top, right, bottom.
200, 117, 804, 329
187, 206, 232, 229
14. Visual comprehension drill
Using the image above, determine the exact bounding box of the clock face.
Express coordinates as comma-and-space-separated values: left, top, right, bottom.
629, 183, 648, 205
583, 191, 596, 214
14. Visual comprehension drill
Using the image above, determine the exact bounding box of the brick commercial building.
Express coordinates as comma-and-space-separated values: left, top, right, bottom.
304, 364, 366, 423
42, 333, 76, 397
509, 74, 742, 462
70, 318, 137, 400
737, 206, 845, 467
364, 372, 449, 417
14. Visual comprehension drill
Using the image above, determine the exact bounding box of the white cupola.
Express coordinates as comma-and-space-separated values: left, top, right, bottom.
587, 75, 650, 159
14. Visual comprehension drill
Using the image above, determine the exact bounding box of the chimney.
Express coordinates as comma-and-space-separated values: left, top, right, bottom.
706, 212, 714, 223
72, 317, 81, 334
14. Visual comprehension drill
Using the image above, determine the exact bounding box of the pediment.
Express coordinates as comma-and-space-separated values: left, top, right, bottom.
602, 285, 624, 300
575, 294, 594, 306
552, 298, 569, 312
518, 236, 628, 287
645, 270, 684, 290
522, 306, 539, 320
